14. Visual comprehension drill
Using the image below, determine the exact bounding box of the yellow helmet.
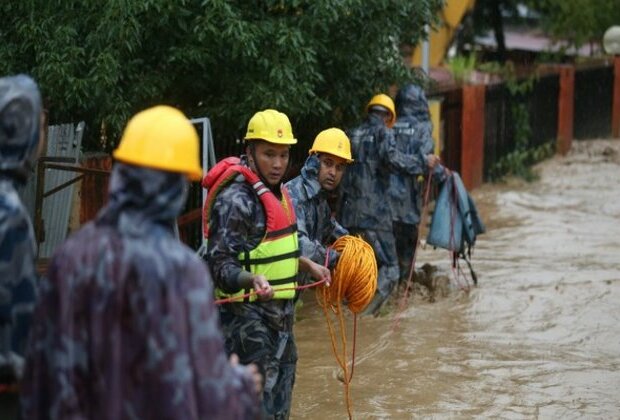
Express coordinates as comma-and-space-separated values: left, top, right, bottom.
366, 93, 396, 128
309, 128, 353, 163
113, 105, 202, 181
244, 109, 297, 145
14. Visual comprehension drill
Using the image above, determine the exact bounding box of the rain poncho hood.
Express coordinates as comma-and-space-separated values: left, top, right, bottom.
395, 83, 430, 123
0, 75, 42, 182
297, 154, 323, 200
97, 162, 187, 234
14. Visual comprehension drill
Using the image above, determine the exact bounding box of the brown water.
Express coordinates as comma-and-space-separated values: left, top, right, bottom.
292, 139, 620, 419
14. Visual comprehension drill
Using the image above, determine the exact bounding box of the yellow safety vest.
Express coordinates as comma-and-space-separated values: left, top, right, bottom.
203, 158, 299, 302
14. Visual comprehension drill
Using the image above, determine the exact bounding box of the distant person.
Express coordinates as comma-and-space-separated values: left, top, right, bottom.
390, 84, 444, 284
338, 93, 423, 316
21, 106, 261, 419
203, 109, 331, 419
286, 128, 353, 279
0, 75, 42, 387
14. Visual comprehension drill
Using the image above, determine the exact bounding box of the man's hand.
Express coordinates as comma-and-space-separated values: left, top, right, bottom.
426, 154, 441, 169
229, 353, 262, 395
298, 256, 332, 286
251, 274, 273, 300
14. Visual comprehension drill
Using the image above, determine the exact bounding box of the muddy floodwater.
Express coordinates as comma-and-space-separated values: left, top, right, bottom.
292, 139, 620, 419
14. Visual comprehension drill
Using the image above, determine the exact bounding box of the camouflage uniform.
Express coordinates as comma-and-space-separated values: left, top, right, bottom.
21, 163, 259, 420
206, 156, 297, 420
0, 75, 41, 385
338, 113, 423, 305
390, 84, 446, 283
285, 154, 347, 276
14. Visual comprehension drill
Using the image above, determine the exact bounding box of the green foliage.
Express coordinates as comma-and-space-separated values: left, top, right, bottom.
527, 0, 620, 53
488, 141, 554, 182
445, 54, 477, 83
0, 0, 442, 152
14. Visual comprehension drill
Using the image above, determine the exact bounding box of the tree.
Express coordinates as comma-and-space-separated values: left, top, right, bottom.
467, 0, 521, 63
527, 0, 620, 55
0, 0, 441, 157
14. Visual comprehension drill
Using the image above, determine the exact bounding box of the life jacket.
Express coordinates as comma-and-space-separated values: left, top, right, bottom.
202, 157, 299, 302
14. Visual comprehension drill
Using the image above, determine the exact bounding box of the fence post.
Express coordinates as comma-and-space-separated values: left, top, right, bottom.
557, 65, 575, 155
461, 84, 486, 189
612, 56, 620, 138
80, 154, 112, 224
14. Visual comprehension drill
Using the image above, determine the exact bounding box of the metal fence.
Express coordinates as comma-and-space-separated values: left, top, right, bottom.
484, 83, 513, 177
574, 63, 613, 139
35, 122, 85, 258
177, 117, 216, 251
482, 72, 560, 178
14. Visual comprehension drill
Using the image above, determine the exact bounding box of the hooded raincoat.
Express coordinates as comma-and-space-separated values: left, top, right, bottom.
21, 163, 259, 420
390, 84, 447, 281
0, 75, 41, 382
390, 84, 445, 226
285, 154, 347, 272
338, 113, 423, 301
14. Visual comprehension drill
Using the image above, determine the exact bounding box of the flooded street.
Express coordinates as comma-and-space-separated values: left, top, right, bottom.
292, 138, 620, 419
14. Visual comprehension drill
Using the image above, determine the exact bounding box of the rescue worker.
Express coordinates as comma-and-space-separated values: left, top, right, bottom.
203, 109, 331, 419
285, 128, 352, 276
338, 93, 423, 316
390, 84, 444, 284
21, 106, 261, 419
0, 75, 42, 389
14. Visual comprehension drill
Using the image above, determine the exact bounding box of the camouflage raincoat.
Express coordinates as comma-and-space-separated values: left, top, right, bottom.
390, 84, 440, 226
285, 154, 347, 272
338, 113, 423, 300
390, 84, 447, 281
21, 163, 259, 420
205, 156, 298, 419
0, 75, 41, 383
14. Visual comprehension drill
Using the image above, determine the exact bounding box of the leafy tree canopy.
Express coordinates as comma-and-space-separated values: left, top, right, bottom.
527, 0, 620, 53
0, 0, 441, 158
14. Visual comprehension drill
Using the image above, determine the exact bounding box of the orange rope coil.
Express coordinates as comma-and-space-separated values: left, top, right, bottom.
318, 235, 378, 314
316, 235, 378, 419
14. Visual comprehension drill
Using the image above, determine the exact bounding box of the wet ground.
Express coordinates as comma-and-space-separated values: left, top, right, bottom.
292, 138, 620, 419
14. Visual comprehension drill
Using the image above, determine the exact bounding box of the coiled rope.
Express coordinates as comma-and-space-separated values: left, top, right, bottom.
213, 235, 377, 419
315, 235, 377, 419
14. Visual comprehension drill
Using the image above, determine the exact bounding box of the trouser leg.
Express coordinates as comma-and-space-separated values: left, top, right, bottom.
393, 222, 418, 284
220, 314, 297, 419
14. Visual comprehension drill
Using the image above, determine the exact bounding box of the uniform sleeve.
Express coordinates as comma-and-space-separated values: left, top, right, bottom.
409, 124, 434, 177
377, 126, 422, 176
329, 217, 348, 242
205, 183, 262, 293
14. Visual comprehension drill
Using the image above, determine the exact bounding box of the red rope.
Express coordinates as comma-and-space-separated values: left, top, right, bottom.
392, 166, 437, 330
214, 278, 327, 305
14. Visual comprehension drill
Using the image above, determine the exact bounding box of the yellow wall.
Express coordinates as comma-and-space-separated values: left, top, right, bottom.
428, 99, 442, 155
411, 0, 476, 67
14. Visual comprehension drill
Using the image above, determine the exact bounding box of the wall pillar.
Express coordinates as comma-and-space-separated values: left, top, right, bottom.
461, 83, 486, 189
612, 56, 620, 138
557, 65, 575, 155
